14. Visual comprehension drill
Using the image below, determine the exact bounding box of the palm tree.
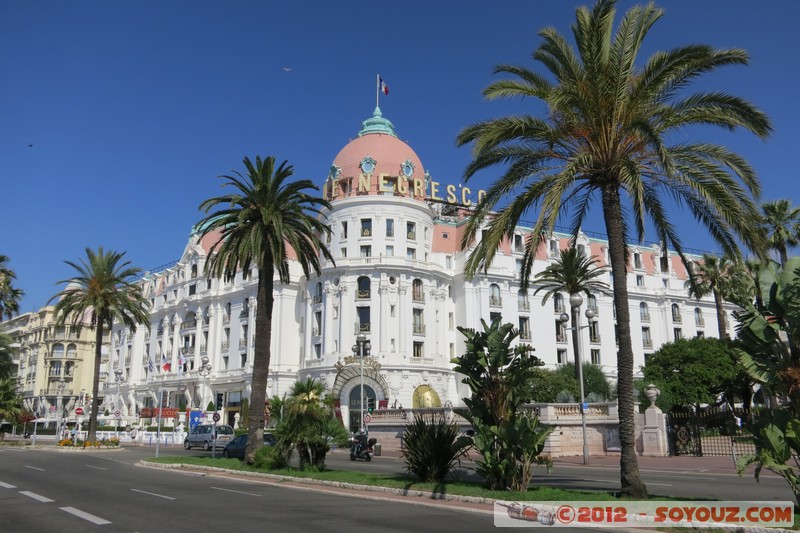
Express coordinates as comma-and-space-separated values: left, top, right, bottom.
51, 247, 149, 442
685, 254, 748, 339
456, 0, 770, 497
0, 333, 15, 381
761, 199, 800, 266
0, 255, 24, 321
533, 247, 610, 378
196, 155, 333, 465
0, 378, 23, 436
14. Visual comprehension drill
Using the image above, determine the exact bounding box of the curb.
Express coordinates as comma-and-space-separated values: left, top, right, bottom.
138, 460, 496, 507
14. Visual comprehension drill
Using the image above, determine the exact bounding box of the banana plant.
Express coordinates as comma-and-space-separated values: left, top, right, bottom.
452, 318, 553, 491
736, 409, 800, 507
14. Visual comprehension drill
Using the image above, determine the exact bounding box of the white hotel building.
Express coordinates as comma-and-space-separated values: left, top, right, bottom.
109, 107, 733, 431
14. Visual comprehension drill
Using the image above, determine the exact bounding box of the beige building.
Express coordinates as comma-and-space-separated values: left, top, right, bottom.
3, 307, 108, 426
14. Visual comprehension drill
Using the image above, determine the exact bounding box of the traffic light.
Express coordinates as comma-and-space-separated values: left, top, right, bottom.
215, 393, 224, 411
367, 398, 375, 412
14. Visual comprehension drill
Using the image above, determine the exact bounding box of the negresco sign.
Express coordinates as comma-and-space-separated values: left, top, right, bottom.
324, 173, 487, 207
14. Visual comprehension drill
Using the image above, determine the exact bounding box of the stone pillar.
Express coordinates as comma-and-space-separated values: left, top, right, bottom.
642, 384, 668, 456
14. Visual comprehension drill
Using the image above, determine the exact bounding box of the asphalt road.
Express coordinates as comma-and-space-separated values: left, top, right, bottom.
0, 446, 501, 533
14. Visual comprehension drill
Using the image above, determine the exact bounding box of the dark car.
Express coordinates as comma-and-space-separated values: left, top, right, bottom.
222, 433, 277, 459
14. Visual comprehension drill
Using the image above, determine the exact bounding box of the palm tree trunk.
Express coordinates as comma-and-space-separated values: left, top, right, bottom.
780, 246, 788, 267
601, 184, 648, 498
245, 260, 274, 464
88, 323, 104, 442
713, 290, 728, 340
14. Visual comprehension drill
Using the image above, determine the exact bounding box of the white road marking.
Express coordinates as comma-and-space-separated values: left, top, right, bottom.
25, 465, 45, 471
85, 464, 107, 471
211, 486, 261, 497
19, 490, 54, 502
60, 506, 112, 525
0, 481, 17, 488
646, 482, 674, 486
131, 488, 175, 500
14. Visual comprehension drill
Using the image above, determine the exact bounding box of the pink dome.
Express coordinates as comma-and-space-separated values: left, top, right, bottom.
327, 107, 426, 199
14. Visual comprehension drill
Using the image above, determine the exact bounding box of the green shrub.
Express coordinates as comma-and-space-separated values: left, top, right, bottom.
253, 444, 288, 470
402, 413, 471, 483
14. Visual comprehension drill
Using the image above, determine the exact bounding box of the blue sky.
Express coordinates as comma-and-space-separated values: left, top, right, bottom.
2, 1, 799, 313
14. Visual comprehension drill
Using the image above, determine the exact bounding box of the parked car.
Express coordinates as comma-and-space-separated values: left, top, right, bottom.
183, 424, 234, 451
222, 432, 277, 459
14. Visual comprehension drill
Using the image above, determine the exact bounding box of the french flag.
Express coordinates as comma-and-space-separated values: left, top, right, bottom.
161, 353, 171, 373
379, 76, 389, 95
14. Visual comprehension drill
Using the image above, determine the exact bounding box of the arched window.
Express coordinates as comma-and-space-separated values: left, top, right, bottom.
184, 311, 196, 329
357, 276, 370, 299
412, 279, 424, 302
640, 302, 650, 322
672, 303, 682, 323
517, 290, 529, 311
588, 294, 598, 313
315, 282, 323, 303
52, 344, 64, 358
554, 293, 565, 313
695, 307, 704, 327
241, 299, 249, 317
191, 264, 198, 278
225, 302, 232, 321
490, 284, 501, 307
66, 343, 77, 358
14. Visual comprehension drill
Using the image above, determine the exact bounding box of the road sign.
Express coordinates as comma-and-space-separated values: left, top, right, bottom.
363, 414, 372, 424
582, 402, 588, 411
114, 410, 121, 418
75, 407, 84, 416
212, 412, 221, 423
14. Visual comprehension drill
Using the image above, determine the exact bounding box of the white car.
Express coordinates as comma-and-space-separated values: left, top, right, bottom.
183, 424, 234, 451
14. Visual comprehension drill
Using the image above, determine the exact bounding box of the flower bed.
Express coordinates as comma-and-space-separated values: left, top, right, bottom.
58, 437, 121, 448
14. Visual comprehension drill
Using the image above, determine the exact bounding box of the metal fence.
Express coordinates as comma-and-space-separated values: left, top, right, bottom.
667, 407, 755, 458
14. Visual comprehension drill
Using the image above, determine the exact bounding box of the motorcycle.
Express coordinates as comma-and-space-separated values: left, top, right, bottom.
348, 435, 377, 461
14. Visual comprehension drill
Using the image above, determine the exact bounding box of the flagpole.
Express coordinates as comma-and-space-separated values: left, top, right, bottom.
376, 74, 380, 108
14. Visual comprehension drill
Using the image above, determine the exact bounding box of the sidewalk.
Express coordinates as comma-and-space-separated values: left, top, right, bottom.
552, 454, 739, 475
374, 447, 740, 475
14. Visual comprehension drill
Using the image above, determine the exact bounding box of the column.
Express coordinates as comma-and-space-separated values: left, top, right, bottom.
378, 285, 388, 355
398, 285, 408, 355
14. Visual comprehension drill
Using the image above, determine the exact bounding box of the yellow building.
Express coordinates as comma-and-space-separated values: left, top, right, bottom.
3, 307, 108, 426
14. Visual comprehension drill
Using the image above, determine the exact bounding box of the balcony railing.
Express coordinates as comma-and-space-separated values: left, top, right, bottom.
179, 347, 193, 356
640, 313, 650, 323
222, 315, 230, 324
490, 296, 502, 307
312, 326, 320, 337
672, 314, 682, 323
199, 345, 207, 355
221, 341, 230, 352
556, 334, 567, 343
519, 330, 532, 341
413, 324, 426, 335
696, 316, 705, 326
407, 232, 416, 240
412, 292, 425, 303
356, 290, 371, 299
518, 300, 530, 311
355, 322, 371, 333
590, 334, 601, 344
312, 295, 322, 304
239, 339, 247, 349
643, 339, 653, 349
554, 305, 566, 314
240, 309, 249, 318
180, 321, 197, 332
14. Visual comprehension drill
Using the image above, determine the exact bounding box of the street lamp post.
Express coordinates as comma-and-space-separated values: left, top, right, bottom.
55, 378, 66, 441
114, 368, 124, 437
351, 334, 371, 434
199, 355, 212, 413
559, 293, 597, 465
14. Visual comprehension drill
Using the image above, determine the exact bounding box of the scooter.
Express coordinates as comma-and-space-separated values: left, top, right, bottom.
349, 436, 377, 461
